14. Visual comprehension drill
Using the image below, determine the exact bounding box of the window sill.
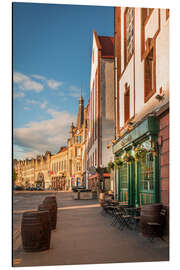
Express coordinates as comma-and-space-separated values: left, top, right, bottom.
144, 88, 156, 103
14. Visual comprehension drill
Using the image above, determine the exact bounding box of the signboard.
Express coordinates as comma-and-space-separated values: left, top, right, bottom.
113, 117, 159, 154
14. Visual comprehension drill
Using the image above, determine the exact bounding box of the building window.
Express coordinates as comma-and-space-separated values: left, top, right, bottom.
76, 147, 81, 157
141, 8, 153, 59
144, 47, 156, 103
124, 84, 130, 124
77, 162, 81, 171
166, 9, 169, 20
142, 8, 153, 24
124, 8, 134, 66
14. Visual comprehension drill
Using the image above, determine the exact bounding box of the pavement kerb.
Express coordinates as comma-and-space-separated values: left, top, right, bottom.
13, 204, 100, 214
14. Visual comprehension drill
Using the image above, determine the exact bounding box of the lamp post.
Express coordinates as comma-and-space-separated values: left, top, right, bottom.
96, 165, 106, 193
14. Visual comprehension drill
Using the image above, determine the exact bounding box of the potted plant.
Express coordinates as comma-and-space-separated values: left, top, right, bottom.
134, 145, 148, 161
123, 153, 135, 163
107, 161, 114, 172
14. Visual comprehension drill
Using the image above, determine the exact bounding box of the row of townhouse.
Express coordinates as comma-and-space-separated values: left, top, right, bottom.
13, 96, 89, 190
86, 7, 169, 230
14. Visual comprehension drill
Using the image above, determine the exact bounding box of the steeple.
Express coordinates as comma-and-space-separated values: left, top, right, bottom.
76, 96, 84, 128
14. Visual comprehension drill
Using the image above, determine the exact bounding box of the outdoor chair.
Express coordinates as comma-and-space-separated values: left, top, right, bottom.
111, 206, 133, 230
146, 209, 167, 241
131, 208, 141, 231
101, 201, 112, 216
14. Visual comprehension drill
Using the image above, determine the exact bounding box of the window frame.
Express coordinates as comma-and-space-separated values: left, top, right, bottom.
144, 45, 156, 103
124, 7, 134, 68
124, 83, 130, 125
141, 8, 154, 60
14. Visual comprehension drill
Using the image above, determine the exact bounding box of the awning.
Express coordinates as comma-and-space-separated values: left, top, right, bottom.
88, 173, 110, 180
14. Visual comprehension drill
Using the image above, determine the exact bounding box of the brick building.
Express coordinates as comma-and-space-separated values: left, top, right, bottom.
112, 7, 169, 231
87, 30, 115, 194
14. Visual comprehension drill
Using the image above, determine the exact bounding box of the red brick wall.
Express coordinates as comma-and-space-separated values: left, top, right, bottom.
158, 110, 169, 236
158, 111, 169, 207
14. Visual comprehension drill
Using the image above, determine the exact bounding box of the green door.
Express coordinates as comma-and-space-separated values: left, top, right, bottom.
118, 162, 135, 206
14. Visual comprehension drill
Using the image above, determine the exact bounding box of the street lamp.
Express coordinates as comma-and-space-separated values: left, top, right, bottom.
95, 165, 106, 193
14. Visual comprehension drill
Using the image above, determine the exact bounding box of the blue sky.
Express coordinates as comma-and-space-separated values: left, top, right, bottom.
13, 2, 114, 159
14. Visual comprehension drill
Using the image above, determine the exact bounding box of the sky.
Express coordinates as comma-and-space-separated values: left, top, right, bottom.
13, 2, 114, 160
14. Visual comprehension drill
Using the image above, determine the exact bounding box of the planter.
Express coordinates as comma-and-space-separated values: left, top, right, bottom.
73, 191, 80, 200
79, 191, 93, 200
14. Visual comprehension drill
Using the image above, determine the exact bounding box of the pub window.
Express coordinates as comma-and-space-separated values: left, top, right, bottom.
144, 47, 155, 103
124, 84, 130, 124
140, 153, 154, 191
124, 8, 134, 66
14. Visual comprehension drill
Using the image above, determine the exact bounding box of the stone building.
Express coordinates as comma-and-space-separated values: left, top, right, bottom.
50, 147, 68, 190
14, 151, 52, 189
67, 96, 88, 189
87, 30, 115, 194
112, 7, 169, 221
13, 96, 88, 191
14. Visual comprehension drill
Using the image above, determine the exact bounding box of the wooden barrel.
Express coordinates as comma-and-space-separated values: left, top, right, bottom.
140, 203, 162, 237
43, 196, 57, 230
21, 211, 51, 252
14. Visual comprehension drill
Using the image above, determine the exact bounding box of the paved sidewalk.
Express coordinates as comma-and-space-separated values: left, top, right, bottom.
13, 193, 169, 267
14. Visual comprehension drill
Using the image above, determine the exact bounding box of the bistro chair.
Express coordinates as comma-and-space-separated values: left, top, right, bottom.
111, 206, 133, 230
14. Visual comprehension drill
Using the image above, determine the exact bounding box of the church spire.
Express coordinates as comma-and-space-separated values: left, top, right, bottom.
76, 96, 84, 128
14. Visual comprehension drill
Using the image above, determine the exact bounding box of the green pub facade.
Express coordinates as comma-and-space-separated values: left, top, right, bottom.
113, 116, 160, 207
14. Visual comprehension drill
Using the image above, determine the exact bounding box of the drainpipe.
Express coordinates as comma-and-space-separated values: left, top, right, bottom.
114, 56, 118, 200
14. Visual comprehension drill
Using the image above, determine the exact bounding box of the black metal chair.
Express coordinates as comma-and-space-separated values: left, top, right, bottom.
111, 206, 133, 230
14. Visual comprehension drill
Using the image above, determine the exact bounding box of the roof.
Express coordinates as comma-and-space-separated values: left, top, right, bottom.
98, 36, 114, 58
56, 147, 67, 154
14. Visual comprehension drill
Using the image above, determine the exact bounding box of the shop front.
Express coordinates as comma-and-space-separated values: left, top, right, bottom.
113, 116, 159, 207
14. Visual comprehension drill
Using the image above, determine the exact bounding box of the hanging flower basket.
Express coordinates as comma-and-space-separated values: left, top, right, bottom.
107, 161, 114, 172
123, 153, 135, 163
114, 158, 123, 168
134, 145, 148, 161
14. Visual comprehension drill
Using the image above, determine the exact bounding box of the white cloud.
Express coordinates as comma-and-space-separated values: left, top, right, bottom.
24, 107, 31, 111
13, 110, 76, 158
68, 85, 81, 98
26, 99, 39, 105
40, 101, 48, 109
13, 92, 25, 99
47, 79, 63, 90
13, 72, 44, 92
31, 74, 46, 81
69, 85, 80, 92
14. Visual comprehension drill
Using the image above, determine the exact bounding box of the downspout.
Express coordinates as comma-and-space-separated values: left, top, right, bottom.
114, 56, 118, 200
